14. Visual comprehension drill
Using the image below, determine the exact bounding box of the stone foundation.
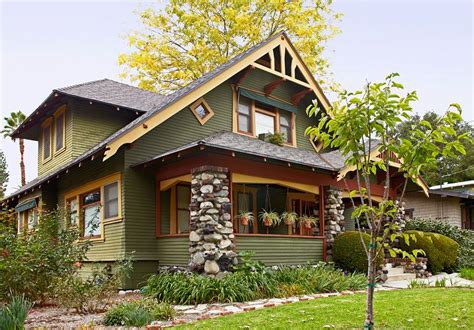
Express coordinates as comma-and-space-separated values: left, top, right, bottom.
324, 187, 345, 259
188, 166, 237, 275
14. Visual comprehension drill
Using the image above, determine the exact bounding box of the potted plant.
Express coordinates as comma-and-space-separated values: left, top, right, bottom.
236, 211, 254, 226
300, 215, 318, 229
259, 210, 281, 227
281, 211, 298, 226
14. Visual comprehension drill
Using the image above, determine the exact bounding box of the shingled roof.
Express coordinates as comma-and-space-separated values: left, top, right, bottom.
56, 79, 167, 112
133, 131, 345, 172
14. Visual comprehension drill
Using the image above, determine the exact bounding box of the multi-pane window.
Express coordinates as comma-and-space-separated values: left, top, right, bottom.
236, 96, 294, 145
104, 182, 119, 219
28, 209, 39, 230
42, 123, 52, 160
67, 198, 78, 226
55, 111, 65, 152
238, 97, 252, 133
159, 183, 191, 236
82, 190, 101, 238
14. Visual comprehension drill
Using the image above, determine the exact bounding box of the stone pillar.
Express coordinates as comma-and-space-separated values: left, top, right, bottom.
188, 166, 237, 276
324, 187, 345, 259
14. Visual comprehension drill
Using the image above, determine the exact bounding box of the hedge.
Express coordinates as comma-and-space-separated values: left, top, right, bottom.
333, 231, 383, 273
400, 230, 458, 273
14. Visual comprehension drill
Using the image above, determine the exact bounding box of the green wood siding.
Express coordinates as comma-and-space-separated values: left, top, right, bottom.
236, 236, 324, 265
55, 151, 126, 261
156, 237, 189, 266
38, 98, 135, 177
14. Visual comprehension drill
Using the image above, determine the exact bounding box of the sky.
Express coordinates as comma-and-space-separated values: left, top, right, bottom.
0, 0, 472, 194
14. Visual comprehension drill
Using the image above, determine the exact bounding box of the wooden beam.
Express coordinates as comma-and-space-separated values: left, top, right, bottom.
291, 88, 312, 105
269, 50, 275, 70
291, 58, 297, 78
252, 62, 311, 88
264, 78, 286, 96
234, 65, 254, 86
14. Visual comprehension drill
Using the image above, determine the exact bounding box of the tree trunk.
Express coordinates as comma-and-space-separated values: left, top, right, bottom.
364, 238, 377, 329
19, 138, 26, 186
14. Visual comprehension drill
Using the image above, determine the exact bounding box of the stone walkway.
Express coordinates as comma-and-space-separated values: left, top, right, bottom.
382, 272, 474, 289
147, 288, 398, 328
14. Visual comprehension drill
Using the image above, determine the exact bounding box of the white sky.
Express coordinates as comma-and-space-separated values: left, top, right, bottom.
1, 0, 472, 194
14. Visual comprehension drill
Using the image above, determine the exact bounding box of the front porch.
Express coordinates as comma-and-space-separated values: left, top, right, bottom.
135, 142, 348, 274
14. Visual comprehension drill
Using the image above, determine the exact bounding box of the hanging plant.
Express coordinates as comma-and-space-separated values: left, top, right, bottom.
259, 210, 281, 227
281, 211, 298, 226
300, 215, 318, 229
236, 211, 254, 226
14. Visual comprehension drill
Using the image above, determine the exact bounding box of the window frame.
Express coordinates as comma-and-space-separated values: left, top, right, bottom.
189, 97, 215, 125
234, 92, 296, 147
53, 105, 66, 154
41, 118, 53, 163
64, 172, 122, 241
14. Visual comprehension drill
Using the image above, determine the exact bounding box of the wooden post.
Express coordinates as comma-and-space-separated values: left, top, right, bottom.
319, 185, 326, 261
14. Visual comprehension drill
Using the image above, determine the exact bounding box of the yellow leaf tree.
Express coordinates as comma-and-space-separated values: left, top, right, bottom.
120, 0, 341, 94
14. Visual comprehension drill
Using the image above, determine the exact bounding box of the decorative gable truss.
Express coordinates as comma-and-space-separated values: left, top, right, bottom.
102, 33, 331, 161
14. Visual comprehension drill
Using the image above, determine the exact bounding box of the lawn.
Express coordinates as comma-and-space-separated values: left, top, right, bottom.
179, 288, 473, 329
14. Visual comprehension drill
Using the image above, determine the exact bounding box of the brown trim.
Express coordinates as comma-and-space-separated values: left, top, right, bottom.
320, 186, 326, 261
156, 180, 161, 237
235, 233, 324, 239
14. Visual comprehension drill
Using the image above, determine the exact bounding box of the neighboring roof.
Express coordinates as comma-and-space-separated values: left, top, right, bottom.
428, 189, 474, 199
133, 130, 343, 172
11, 79, 167, 138
430, 180, 474, 190
57, 79, 167, 112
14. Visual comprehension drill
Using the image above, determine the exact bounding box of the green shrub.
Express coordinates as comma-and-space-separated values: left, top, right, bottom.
460, 268, 474, 281
333, 231, 383, 273
405, 218, 474, 268
103, 299, 175, 326
0, 295, 33, 330
143, 264, 366, 304
0, 210, 90, 303
54, 258, 133, 313
400, 230, 458, 273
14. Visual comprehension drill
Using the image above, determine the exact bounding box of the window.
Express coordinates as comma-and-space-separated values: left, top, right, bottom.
235, 95, 295, 146
18, 212, 26, 232
42, 121, 52, 161
17, 208, 38, 232
64, 173, 122, 239
54, 109, 65, 153
104, 182, 119, 219
176, 185, 191, 234
27, 209, 39, 230
159, 183, 191, 235
238, 96, 252, 133
279, 111, 292, 143
190, 98, 214, 125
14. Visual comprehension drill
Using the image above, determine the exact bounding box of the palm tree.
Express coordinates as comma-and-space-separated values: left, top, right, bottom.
2, 111, 27, 186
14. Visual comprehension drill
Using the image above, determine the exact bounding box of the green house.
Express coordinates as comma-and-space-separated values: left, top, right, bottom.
4, 33, 427, 288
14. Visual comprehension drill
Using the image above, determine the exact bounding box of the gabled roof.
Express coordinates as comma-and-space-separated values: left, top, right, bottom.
133, 131, 343, 171
102, 31, 331, 160
11, 79, 167, 138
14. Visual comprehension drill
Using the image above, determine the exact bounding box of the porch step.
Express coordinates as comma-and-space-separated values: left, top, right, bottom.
386, 273, 416, 282
387, 267, 405, 276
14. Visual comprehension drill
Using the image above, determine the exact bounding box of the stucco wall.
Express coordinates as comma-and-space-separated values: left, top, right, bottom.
404, 192, 462, 227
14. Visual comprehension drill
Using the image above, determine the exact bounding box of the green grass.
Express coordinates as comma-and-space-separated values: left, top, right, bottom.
179, 288, 474, 329
460, 268, 474, 281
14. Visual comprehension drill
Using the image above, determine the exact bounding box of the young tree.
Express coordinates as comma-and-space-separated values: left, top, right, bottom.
120, 0, 341, 93
0, 150, 8, 198
396, 111, 474, 185
306, 73, 468, 328
2, 111, 26, 186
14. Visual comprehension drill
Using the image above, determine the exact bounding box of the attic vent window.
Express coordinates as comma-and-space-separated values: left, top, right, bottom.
190, 98, 214, 125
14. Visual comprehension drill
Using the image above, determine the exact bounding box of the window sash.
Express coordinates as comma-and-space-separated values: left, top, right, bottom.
55, 113, 64, 152
104, 182, 119, 219
42, 125, 51, 160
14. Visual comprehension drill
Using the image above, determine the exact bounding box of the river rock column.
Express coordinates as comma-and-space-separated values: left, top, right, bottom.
188, 166, 237, 276
324, 187, 345, 259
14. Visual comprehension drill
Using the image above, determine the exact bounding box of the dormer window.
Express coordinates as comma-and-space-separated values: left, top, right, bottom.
190, 97, 214, 125
41, 119, 52, 162
54, 106, 66, 153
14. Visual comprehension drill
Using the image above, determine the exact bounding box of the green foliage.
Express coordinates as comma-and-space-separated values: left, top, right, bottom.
460, 268, 474, 281
400, 230, 458, 273
120, 0, 340, 93
267, 132, 286, 146
0, 209, 90, 303
396, 111, 474, 185
333, 231, 383, 273
0, 150, 8, 198
143, 264, 366, 304
54, 258, 133, 313
405, 218, 474, 268
0, 295, 33, 330
234, 251, 266, 273
103, 299, 175, 326
407, 279, 430, 289
1, 111, 26, 139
